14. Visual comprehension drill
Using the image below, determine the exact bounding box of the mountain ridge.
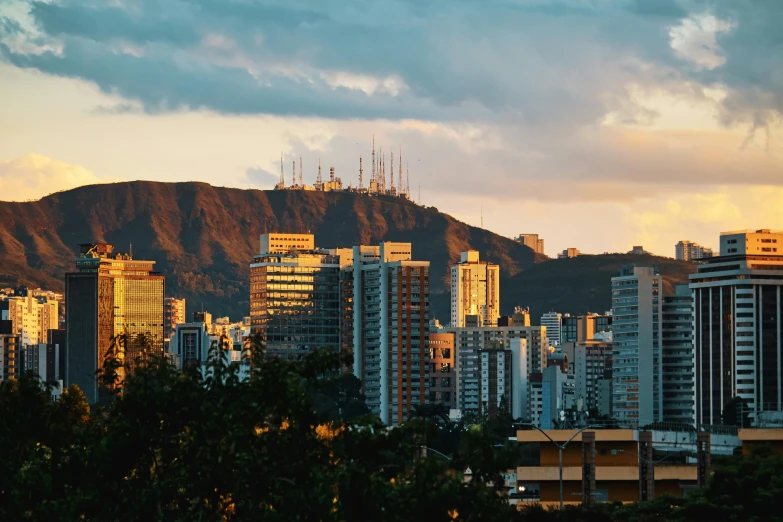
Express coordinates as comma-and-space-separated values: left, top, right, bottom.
0, 181, 548, 320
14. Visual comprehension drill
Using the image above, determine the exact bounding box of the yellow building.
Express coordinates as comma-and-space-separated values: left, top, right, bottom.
739, 428, 783, 455
515, 429, 698, 506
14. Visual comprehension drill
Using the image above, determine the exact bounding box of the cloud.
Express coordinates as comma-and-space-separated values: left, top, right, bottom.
0, 153, 120, 201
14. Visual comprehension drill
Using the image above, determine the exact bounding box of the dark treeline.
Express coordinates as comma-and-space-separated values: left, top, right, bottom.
1, 337, 781, 521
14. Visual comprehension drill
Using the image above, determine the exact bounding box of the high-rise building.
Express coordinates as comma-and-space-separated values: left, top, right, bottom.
164, 297, 186, 340
574, 340, 613, 413
429, 332, 456, 411
66, 243, 165, 403
661, 284, 694, 424
516, 234, 545, 255
560, 312, 613, 344
249, 234, 342, 359
478, 348, 512, 415
352, 242, 430, 425
611, 265, 662, 425
448, 325, 548, 414
450, 251, 500, 327
0, 291, 58, 346
675, 240, 714, 261
528, 365, 568, 428
690, 229, 783, 425
540, 312, 562, 346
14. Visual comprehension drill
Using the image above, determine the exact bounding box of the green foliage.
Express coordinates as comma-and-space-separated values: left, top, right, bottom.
0, 336, 518, 521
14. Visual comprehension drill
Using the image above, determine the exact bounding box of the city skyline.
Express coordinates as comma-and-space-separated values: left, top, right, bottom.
1, 1, 782, 257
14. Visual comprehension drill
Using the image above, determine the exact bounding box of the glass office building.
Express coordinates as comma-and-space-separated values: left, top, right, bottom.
66, 243, 164, 403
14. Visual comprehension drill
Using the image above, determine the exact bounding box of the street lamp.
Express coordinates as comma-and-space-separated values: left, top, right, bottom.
519, 423, 598, 509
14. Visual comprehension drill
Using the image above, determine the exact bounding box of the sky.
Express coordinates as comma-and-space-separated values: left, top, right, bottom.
1, 0, 782, 257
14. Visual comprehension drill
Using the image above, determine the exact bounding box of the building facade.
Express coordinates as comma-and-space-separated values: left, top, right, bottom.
0, 291, 58, 346
450, 251, 500, 328
675, 240, 713, 261
478, 348, 512, 415
448, 325, 548, 414
561, 313, 613, 344
516, 234, 545, 255
429, 332, 456, 411
249, 234, 342, 359
557, 248, 581, 259
352, 242, 430, 425
164, 297, 186, 341
661, 284, 695, 424
66, 243, 164, 403
611, 266, 662, 425
540, 312, 562, 346
690, 229, 783, 425
574, 340, 613, 413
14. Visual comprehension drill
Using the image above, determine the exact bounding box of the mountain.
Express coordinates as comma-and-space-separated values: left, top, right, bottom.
0, 181, 545, 320
501, 253, 698, 319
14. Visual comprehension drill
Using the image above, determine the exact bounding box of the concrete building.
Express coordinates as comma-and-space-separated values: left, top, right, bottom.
429, 332, 456, 411
478, 348, 512, 415
259, 233, 315, 254
661, 284, 695, 425
249, 234, 342, 359
596, 376, 613, 417
498, 306, 531, 327
517, 234, 545, 255
448, 325, 548, 414
66, 243, 164, 403
0, 291, 58, 346
557, 248, 581, 259
352, 242, 430, 426
561, 313, 613, 344
690, 229, 783, 425
164, 297, 186, 341
514, 429, 726, 505
528, 365, 568, 428
574, 340, 613, 413
540, 312, 562, 347
611, 266, 662, 425
450, 251, 500, 328
675, 240, 713, 261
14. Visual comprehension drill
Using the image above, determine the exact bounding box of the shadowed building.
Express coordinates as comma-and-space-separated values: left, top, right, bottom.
66, 243, 164, 403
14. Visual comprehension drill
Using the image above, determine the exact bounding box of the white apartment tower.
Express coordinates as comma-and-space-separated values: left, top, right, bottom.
675, 240, 713, 261
611, 266, 663, 425
540, 312, 562, 346
690, 229, 783, 426
0, 292, 59, 346
352, 242, 430, 426
450, 251, 500, 327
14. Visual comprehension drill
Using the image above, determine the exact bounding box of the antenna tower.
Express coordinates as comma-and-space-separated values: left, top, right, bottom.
390, 151, 395, 193
406, 164, 410, 197
292, 160, 296, 187
371, 135, 376, 185
299, 156, 303, 187
317, 158, 322, 188
398, 146, 403, 196
330, 166, 335, 183
359, 156, 364, 189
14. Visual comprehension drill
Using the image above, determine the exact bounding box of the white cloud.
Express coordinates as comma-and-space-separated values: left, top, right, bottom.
0, 154, 120, 202
669, 14, 735, 70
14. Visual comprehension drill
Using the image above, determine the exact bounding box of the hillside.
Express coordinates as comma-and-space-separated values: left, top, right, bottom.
0, 181, 544, 320
501, 253, 697, 319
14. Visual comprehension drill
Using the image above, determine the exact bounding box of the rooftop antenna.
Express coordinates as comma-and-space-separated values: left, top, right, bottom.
292, 160, 296, 187
129, 241, 133, 259
299, 156, 303, 187
406, 163, 410, 197
317, 158, 322, 188
330, 166, 335, 183
371, 135, 376, 185
280, 154, 284, 186
398, 146, 403, 196
359, 155, 364, 189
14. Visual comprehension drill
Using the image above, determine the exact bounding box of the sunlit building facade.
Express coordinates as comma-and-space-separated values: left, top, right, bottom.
249, 234, 342, 359
450, 251, 500, 327
66, 243, 164, 403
